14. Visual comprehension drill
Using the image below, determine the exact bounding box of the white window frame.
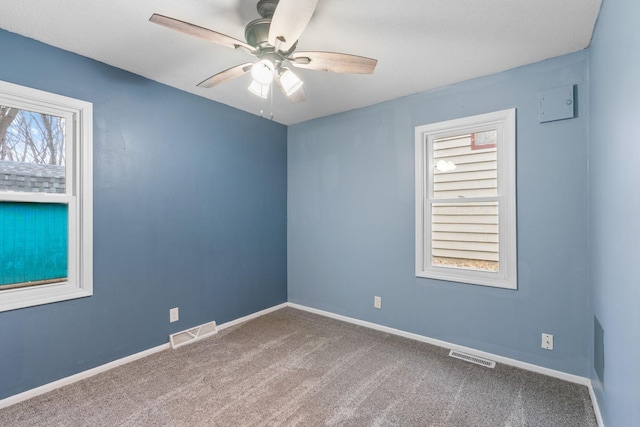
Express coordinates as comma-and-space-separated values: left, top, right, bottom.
0, 80, 93, 312
415, 109, 516, 289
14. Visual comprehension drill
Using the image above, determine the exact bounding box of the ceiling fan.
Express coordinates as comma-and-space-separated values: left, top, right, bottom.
150, 0, 377, 103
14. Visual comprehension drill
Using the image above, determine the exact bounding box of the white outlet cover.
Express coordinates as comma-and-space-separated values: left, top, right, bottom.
541, 333, 553, 350
374, 296, 382, 309
170, 307, 179, 323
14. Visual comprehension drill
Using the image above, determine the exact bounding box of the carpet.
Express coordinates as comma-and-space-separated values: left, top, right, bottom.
0, 307, 597, 426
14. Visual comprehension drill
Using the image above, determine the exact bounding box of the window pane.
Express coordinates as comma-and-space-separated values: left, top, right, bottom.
0, 202, 68, 289
433, 130, 497, 198
0, 106, 66, 194
431, 201, 499, 272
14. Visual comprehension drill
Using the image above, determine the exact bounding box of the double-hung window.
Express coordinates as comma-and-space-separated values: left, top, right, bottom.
0, 80, 93, 312
415, 109, 516, 289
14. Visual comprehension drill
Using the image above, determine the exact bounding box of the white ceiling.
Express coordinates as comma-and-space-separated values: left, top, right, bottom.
0, 0, 601, 125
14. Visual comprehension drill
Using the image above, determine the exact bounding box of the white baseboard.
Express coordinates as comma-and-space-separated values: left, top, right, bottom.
588, 380, 605, 427
287, 302, 608, 424
287, 302, 589, 386
0, 300, 606, 427
217, 303, 288, 331
0, 302, 288, 410
0, 343, 169, 410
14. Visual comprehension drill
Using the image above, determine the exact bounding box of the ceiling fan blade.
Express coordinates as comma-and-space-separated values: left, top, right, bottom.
268, 0, 319, 52
290, 51, 378, 74
197, 63, 253, 88
150, 14, 255, 53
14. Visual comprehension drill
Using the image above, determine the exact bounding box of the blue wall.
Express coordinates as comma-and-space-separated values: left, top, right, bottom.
288, 51, 590, 376
4, 5, 637, 420
589, 0, 640, 425
0, 29, 287, 399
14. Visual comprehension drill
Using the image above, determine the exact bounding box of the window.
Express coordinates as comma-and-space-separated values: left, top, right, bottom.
415, 109, 516, 289
0, 80, 92, 311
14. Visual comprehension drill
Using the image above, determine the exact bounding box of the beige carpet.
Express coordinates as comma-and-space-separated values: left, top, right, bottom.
0, 307, 597, 426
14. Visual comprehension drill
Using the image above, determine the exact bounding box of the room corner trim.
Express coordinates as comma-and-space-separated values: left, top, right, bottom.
588, 380, 605, 427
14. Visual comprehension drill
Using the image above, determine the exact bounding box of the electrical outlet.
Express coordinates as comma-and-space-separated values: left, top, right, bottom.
541, 333, 553, 350
374, 296, 382, 309
170, 307, 179, 323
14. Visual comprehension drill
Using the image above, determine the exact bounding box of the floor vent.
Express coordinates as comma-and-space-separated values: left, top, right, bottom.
449, 350, 496, 368
170, 320, 218, 349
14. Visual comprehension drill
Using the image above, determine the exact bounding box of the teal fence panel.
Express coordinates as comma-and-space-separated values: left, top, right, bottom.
0, 202, 68, 287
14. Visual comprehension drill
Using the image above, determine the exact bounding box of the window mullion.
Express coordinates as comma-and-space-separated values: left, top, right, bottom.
0, 193, 73, 204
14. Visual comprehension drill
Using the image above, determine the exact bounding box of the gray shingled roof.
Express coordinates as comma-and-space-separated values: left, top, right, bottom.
0, 159, 65, 193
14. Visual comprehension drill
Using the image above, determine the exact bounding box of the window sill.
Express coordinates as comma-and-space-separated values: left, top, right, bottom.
0, 282, 92, 312
416, 268, 517, 290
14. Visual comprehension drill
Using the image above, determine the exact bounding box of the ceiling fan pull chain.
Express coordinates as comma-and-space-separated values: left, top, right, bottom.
270, 82, 274, 121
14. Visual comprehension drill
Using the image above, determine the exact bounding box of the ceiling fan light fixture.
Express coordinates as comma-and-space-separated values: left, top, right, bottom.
251, 59, 275, 85
248, 80, 270, 98
151, 0, 378, 105
279, 67, 303, 96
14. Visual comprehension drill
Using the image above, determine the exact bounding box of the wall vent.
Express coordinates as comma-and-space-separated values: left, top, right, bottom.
449, 350, 496, 368
170, 320, 218, 349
